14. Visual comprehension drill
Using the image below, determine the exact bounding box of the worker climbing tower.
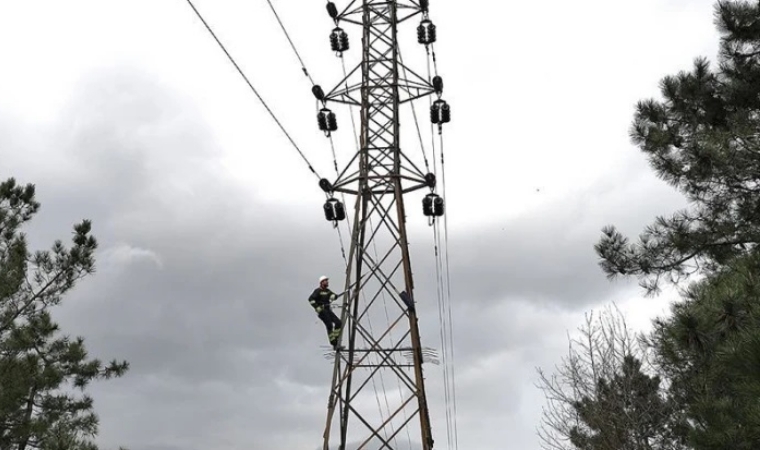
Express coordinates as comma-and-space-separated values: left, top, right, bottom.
313, 1, 450, 448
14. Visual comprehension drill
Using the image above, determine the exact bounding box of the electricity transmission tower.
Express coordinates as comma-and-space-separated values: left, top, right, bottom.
182, 0, 453, 447
313, 1, 450, 449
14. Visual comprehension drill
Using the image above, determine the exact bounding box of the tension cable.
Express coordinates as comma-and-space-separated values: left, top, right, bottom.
184, 0, 321, 180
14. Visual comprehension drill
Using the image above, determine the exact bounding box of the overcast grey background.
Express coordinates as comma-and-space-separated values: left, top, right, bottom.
0, 0, 720, 449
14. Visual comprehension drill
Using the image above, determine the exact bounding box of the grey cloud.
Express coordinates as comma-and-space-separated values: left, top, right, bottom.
444, 197, 684, 312
1, 62, 688, 450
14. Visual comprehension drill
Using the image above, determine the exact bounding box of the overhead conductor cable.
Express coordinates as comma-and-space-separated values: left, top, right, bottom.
184, 0, 321, 180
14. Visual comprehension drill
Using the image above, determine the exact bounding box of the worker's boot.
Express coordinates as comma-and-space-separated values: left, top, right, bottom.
329, 329, 342, 350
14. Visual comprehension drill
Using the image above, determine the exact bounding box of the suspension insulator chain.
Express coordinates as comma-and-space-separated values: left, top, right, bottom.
330, 27, 349, 55
420, 14, 447, 134
319, 179, 346, 223
423, 173, 444, 223
433, 75, 443, 96
324, 198, 347, 222
430, 74, 448, 130
425, 173, 437, 189
312, 84, 338, 137
326, 2, 349, 56
308, 2, 348, 138
326, 2, 339, 23
430, 99, 450, 133
423, 193, 445, 219
417, 19, 436, 45
317, 107, 338, 136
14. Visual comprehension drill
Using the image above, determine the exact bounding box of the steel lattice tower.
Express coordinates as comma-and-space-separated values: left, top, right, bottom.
314, 1, 448, 449
182, 0, 448, 445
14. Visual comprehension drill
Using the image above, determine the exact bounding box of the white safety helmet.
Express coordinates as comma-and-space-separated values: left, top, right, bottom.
319, 275, 329, 283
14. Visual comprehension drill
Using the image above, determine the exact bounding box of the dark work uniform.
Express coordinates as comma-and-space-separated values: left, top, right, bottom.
309, 287, 342, 346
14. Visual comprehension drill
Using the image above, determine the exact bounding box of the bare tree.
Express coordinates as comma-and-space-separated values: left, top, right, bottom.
535, 304, 683, 450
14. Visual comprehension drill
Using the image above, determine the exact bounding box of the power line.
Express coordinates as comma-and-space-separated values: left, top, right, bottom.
265, 0, 316, 85
184, 0, 321, 180
424, 39, 459, 450
440, 131, 459, 450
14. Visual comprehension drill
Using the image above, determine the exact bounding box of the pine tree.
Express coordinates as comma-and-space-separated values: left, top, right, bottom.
0, 178, 129, 450
595, 0, 760, 295
536, 307, 687, 450
646, 249, 760, 449
569, 355, 686, 450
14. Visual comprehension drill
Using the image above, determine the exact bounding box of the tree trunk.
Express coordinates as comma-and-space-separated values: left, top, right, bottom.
17, 385, 37, 450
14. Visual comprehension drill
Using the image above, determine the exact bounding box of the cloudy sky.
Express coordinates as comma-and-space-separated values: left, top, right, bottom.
0, 0, 722, 449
